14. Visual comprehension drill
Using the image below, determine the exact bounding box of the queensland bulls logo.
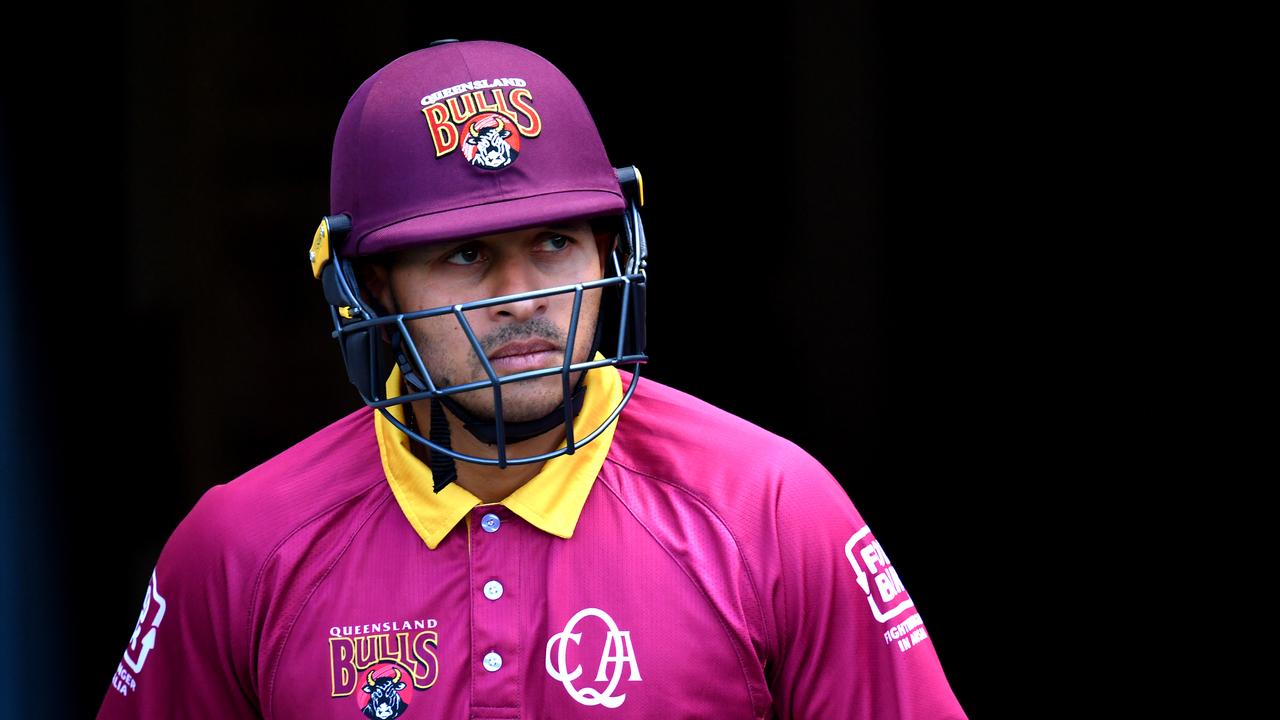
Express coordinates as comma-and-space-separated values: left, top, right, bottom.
327, 619, 440, 717
545, 607, 641, 709
419, 78, 541, 172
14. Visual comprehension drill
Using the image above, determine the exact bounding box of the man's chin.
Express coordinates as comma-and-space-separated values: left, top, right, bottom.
448, 393, 567, 425
471, 406, 565, 425
450, 375, 574, 417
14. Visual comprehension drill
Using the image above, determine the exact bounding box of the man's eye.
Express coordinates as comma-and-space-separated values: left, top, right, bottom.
541, 235, 571, 251
444, 246, 483, 265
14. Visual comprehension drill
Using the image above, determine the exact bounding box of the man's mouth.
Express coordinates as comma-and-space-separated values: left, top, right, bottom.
487, 339, 560, 373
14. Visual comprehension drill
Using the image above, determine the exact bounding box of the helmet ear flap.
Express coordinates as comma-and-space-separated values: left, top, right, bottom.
329, 256, 397, 404
624, 276, 647, 358
613, 166, 644, 266
311, 213, 401, 404
340, 311, 397, 403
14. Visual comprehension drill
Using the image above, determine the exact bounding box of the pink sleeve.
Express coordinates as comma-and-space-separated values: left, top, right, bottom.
96, 485, 263, 719
767, 453, 968, 719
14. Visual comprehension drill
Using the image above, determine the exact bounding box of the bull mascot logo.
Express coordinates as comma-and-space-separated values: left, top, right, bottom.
462, 113, 519, 170
360, 664, 409, 719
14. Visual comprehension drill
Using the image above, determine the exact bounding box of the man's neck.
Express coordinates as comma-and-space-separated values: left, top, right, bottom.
408, 398, 563, 503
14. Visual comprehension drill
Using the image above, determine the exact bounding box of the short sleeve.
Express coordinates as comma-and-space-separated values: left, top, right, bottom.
96, 484, 263, 719
767, 453, 968, 719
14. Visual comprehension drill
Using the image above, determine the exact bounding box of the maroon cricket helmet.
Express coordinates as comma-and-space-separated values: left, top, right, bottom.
328, 39, 626, 257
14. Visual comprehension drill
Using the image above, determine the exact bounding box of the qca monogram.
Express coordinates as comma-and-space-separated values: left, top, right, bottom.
545, 608, 641, 708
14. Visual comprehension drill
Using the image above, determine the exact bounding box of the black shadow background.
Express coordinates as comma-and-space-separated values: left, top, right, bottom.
0, 2, 1073, 716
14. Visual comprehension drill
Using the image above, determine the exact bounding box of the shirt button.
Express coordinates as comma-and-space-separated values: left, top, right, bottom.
483, 651, 503, 672
483, 580, 504, 600
481, 513, 501, 533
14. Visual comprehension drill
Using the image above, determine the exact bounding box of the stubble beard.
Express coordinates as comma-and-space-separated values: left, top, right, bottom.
410, 315, 581, 423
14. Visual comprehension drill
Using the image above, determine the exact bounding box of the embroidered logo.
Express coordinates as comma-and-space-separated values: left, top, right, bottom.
328, 619, 440, 717
419, 78, 541, 171
545, 607, 641, 709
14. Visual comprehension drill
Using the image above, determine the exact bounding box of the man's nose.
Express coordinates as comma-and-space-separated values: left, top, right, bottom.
485, 256, 549, 323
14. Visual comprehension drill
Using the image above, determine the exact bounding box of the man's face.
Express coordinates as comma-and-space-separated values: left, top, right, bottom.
363, 220, 614, 423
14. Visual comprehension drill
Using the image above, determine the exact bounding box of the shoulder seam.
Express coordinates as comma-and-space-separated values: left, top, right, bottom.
601, 455, 778, 694
244, 475, 388, 704
266, 483, 394, 719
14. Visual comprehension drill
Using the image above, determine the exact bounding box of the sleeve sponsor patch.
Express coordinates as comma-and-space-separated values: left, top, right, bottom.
844, 525, 933, 653
113, 567, 167, 697
844, 525, 915, 623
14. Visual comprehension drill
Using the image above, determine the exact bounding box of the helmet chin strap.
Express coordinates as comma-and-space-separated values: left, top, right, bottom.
400, 307, 605, 494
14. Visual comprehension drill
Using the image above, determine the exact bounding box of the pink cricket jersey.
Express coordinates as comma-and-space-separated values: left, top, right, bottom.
97, 355, 968, 719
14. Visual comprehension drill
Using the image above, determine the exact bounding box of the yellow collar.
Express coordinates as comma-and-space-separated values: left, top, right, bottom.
374, 351, 623, 550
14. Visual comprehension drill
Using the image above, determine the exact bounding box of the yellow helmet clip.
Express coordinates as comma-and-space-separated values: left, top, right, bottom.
309, 216, 333, 280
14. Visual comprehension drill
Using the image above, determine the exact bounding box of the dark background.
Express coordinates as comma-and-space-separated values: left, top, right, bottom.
0, 2, 1088, 716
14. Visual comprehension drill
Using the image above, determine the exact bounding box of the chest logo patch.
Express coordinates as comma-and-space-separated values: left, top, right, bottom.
327, 619, 440, 717
545, 607, 642, 708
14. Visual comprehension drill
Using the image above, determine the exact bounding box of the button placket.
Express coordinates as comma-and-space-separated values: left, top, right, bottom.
470, 506, 520, 705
